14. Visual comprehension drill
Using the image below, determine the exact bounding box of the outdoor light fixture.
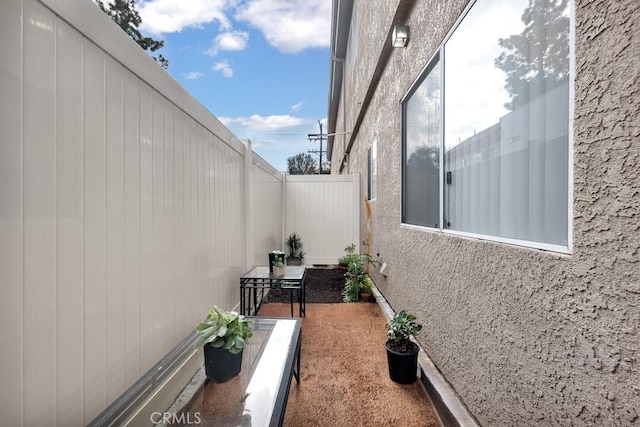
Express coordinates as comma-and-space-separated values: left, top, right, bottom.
392, 24, 409, 48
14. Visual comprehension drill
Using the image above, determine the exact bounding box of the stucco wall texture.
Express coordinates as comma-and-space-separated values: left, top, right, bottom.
331, 0, 639, 425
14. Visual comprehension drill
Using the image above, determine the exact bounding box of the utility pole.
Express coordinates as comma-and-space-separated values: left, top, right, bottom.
308, 126, 350, 174
307, 120, 326, 174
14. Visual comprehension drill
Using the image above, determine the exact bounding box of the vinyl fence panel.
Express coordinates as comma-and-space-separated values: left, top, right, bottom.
0, 0, 248, 423
0, 0, 360, 424
285, 174, 360, 265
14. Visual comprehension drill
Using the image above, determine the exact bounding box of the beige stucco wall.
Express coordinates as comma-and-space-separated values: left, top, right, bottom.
331, 0, 640, 425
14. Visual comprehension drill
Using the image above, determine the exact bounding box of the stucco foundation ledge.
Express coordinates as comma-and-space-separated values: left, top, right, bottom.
372, 286, 480, 427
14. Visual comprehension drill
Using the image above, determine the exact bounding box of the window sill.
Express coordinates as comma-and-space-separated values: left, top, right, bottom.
400, 223, 572, 255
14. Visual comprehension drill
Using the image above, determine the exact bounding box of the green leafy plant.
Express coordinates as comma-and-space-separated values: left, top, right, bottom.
361, 277, 374, 293
195, 306, 253, 354
269, 250, 285, 267
338, 253, 358, 267
338, 244, 358, 266
342, 254, 378, 302
273, 257, 284, 267
343, 277, 361, 302
386, 310, 422, 353
285, 232, 304, 259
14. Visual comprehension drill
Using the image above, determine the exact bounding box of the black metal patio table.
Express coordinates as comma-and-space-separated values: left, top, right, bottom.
240, 265, 306, 317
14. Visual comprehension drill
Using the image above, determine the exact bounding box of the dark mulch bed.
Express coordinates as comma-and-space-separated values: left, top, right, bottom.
264, 267, 346, 303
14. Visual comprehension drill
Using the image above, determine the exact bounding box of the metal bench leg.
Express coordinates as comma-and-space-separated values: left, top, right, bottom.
293, 334, 301, 384
289, 289, 294, 317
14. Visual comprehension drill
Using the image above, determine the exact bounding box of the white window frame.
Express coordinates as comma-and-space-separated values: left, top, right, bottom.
400, 0, 574, 254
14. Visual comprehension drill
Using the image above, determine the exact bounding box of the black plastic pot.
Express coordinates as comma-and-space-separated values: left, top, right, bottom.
385, 342, 418, 384
204, 346, 243, 383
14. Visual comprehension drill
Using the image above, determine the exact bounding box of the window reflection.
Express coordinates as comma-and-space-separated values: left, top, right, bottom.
443, 0, 570, 245
403, 55, 441, 228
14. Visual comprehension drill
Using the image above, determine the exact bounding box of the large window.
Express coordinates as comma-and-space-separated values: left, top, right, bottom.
402, 0, 571, 250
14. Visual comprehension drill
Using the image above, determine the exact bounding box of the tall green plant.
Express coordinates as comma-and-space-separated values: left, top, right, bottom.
285, 232, 304, 259
342, 254, 378, 302
343, 277, 361, 302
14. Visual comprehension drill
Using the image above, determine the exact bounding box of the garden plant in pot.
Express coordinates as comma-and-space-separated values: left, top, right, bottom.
343, 254, 379, 302
272, 256, 285, 277
359, 276, 374, 302
195, 306, 253, 383
285, 232, 305, 266
386, 310, 423, 384
337, 243, 357, 270
268, 250, 285, 273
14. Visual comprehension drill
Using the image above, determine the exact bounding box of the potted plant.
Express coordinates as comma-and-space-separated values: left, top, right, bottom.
343, 275, 361, 302
337, 243, 357, 270
359, 276, 374, 302
337, 253, 359, 270
195, 306, 253, 383
342, 254, 379, 302
385, 310, 422, 384
272, 256, 285, 277
268, 250, 285, 273
285, 232, 304, 266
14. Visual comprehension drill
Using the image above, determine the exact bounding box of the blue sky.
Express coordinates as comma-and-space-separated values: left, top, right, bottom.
135, 0, 332, 172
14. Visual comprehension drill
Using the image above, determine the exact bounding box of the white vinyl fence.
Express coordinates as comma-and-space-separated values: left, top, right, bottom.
285, 174, 360, 265
0, 0, 251, 424
248, 153, 285, 267
0, 0, 357, 425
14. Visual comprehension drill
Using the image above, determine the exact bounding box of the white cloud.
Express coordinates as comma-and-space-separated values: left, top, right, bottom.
219, 114, 307, 130
136, 0, 330, 54
182, 71, 205, 80
207, 30, 249, 56
138, 0, 234, 35
236, 0, 331, 53
212, 60, 234, 77
291, 101, 305, 112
